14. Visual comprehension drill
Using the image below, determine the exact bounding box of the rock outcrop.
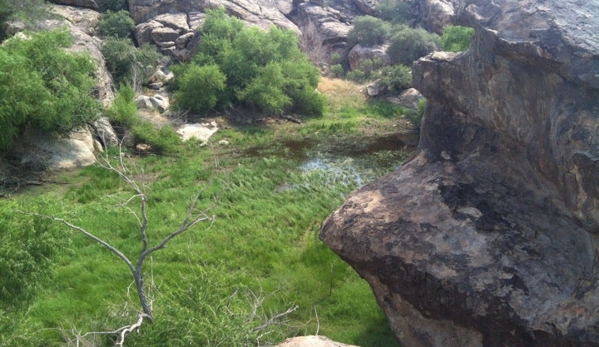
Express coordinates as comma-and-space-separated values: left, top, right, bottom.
276, 335, 361, 347
8, 5, 118, 170
321, 0, 599, 346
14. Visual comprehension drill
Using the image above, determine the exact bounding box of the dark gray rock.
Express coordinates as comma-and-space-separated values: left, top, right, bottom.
321, 0, 599, 346
48, 0, 98, 10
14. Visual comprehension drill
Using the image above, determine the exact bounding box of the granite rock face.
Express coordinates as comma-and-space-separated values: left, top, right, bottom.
320, 0, 599, 346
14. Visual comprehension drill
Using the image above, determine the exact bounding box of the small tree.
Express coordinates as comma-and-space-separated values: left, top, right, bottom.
23, 151, 217, 346
173, 8, 324, 117
387, 26, 440, 65
101, 37, 162, 86
347, 16, 391, 47
174, 63, 226, 115
98, 10, 136, 39
376, 0, 413, 24
378, 64, 412, 93
0, 29, 100, 151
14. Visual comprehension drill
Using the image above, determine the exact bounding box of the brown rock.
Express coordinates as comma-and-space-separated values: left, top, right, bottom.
321, 0, 599, 346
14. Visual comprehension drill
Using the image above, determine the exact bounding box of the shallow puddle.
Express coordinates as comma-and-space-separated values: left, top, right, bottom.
244, 133, 417, 189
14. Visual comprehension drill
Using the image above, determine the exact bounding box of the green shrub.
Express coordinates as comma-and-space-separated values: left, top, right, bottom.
376, 0, 413, 24
0, 29, 100, 151
131, 121, 180, 153
330, 64, 345, 78
347, 16, 391, 47
346, 69, 367, 83
387, 26, 440, 65
0, 201, 62, 310
174, 63, 226, 115
378, 64, 412, 93
441, 25, 475, 52
97, 0, 128, 12
106, 85, 181, 153
104, 84, 137, 126
98, 10, 135, 39
101, 37, 162, 86
173, 8, 324, 117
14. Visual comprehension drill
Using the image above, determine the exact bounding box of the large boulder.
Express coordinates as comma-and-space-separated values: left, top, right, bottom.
413, 0, 459, 34
13, 127, 100, 171
321, 0, 599, 346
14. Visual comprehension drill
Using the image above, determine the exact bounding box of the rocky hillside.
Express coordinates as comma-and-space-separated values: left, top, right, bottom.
321, 0, 599, 346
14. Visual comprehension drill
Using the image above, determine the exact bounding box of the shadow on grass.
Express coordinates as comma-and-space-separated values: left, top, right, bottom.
354, 313, 402, 347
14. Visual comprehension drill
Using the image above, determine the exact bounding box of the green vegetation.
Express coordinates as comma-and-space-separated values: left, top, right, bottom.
0, 29, 100, 151
378, 64, 413, 93
441, 25, 475, 52
1, 77, 408, 347
387, 26, 440, 65
172, 8, 325, 117
376, 0, 413, 24
98, 10, 136, 39
0, 0, 50, 39
347, 16, 391, 47
105, 85, 181, 152
101, 37, 162, 86
97, 0, 129, 12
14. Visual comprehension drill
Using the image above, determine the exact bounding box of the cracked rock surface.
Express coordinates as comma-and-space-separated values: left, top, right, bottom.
321, 0, 599, 346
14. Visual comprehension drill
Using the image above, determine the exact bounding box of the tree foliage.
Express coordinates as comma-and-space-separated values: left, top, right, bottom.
347, 16, 391, 47
376, 0, 413, 24
387, 26, 440, 65
98, 10, 136, 39
97, 0, 129, 12
0, 201, 62, 310
441, 25, 475, 52
101, 37, 162, 86
173, 8, 325, 117
378, 64, 412, 93
105, 85, 181, 153
0, 0, 50, 39
0, 29, 100, 151
174, 64, 226, 114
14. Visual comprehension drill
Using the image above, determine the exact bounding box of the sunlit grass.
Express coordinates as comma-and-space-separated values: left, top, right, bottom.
2, 78, 406, 347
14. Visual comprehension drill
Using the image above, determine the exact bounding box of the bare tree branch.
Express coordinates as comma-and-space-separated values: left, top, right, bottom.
16, 144, 217, 346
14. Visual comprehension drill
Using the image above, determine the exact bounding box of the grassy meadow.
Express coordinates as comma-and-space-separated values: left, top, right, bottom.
1, 78, 416, 346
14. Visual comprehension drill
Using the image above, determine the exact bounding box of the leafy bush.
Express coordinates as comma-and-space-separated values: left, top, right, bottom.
98, 10, 135, 39
347, 16, 391, 47
174, 64, 226, 115
97, 0, 128, 12
378, 64, 412, 93
387, 26, 440, 65
106, 85, 180, 152
441, 25, 475, 52
376, 0, 413, 24
330, 64, 345, 78
101, 37, 162, 86
0, 29, 100, 151
173, 8, 324, 117
0, 201, 62, 310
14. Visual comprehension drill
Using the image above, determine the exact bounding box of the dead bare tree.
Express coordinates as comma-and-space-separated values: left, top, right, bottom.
20, 146, 217, 345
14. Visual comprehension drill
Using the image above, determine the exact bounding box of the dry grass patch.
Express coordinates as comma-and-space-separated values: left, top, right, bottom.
318, 77, 367, 113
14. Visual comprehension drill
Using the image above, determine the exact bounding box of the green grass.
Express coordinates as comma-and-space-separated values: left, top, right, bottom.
1, 80, 408, 347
